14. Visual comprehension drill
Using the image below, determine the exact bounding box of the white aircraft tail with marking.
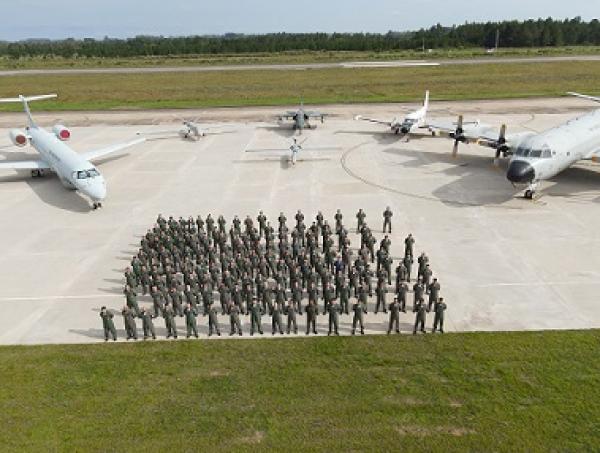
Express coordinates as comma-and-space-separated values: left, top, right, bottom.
0, 94, 57, 127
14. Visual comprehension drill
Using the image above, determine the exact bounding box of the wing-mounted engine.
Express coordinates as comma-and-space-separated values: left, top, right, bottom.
9, 129, 28, 147
52, 124, 71, 141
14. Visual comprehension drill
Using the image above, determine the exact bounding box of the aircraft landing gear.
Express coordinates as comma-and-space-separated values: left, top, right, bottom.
31, 169, 44, 178
92, 202, 103, 210
524, 182, 539, 200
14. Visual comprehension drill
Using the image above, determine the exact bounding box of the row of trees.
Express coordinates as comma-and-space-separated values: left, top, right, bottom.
1, 17, 600, 58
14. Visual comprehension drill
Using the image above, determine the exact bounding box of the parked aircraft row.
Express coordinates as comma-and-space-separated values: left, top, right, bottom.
1, 91, 599, 209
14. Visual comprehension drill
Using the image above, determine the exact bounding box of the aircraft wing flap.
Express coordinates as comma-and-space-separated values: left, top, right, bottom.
81, 138, 146, 162
0, 159, 51, 170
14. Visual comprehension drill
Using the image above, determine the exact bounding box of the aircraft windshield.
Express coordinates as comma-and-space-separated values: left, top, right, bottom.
515, 148, 552, 159
76, 168, 100, 179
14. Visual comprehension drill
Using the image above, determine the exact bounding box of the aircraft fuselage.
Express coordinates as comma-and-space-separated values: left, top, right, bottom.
27, 126, 107, 202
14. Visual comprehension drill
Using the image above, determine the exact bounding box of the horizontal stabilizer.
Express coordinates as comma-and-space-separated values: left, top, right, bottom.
0, 94, 57, 104
0, 159, 51, 170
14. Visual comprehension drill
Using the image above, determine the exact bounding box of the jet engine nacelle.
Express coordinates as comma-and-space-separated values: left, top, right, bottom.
53, 124, 71, 141
9, 129, 28, 147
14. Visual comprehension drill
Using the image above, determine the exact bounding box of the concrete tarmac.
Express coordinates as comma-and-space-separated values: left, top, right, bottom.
0, 98, 599, 345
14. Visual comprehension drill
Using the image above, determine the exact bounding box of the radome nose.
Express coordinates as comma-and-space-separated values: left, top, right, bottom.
86, 182, 106, 201
507, 160, 535, 184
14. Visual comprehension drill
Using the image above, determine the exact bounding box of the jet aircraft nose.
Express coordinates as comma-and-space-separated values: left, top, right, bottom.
85, 181, 107, 201
506, 160, 535, 184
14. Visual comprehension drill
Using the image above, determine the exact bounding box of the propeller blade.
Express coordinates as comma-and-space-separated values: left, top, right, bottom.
493, 149, 501, 166
451, 115, 464, 157
499, 124, 507, 142
452, 141, 459, 158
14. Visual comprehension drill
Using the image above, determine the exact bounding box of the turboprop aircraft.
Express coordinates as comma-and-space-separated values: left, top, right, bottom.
0, 94, 145, 209
429, 92, 600, 199
354, 91, 430, 140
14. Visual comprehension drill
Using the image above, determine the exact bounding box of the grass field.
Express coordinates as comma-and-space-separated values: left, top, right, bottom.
0, 61, 599, 112
2, 46, 600, 70
0, 330, 598, 451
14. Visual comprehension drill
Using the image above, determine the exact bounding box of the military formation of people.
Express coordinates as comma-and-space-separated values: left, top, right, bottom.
99, 208, 448, 341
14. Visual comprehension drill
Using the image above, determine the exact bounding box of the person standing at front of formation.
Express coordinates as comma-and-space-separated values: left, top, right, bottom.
285, 300, 298, 334
327, 299, 342, 336
141, 307, 157, 340
121, 305, 137, 340
351, 299, 366, 335
413, 298, 427, 335
387, 298, 401, 335
184, 303, 199, 339
305, 300, 318, 335
432, 298, 447, 334
208, 303, 222, 337
383, 207, 393, 233
229, 302, 243, 336
163, 302, 178, 339
100, 306, 117, 341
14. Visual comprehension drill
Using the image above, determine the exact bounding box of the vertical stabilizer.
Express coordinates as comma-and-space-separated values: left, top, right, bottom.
0, 94, 57, 128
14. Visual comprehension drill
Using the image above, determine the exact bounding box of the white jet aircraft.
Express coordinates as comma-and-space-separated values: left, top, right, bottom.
429, 92, 600, 199
354, 91, 430, 139
0, 94, 145, 209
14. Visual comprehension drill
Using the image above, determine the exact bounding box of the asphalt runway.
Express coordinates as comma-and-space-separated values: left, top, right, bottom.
0, 98, 599, 345
1, 55, 600, 77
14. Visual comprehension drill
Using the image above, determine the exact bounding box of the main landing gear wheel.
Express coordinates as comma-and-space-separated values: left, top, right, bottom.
31, 169, 43, 178
92, 202, 103, 210
524, 190, 534, 200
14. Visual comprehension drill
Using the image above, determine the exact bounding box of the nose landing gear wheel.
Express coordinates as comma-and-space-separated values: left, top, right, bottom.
92, 202, 103, 210
524, 190, 534, 200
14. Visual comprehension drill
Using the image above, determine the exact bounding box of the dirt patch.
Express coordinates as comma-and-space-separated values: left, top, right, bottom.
396, 426, 475, 437
209, 370, 230, 377
448, 399, 463, 407
399, 396, 426, 406
239, 431, 265, 444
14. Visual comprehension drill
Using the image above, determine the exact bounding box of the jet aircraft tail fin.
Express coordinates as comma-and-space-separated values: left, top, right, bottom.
0, 94, 57, 127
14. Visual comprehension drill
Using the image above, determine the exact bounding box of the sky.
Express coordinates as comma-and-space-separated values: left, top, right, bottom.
1, 0, 598, 41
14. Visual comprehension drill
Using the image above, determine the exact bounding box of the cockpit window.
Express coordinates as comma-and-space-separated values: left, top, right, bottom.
530, 150, 542, 158
542, 150, 552, 158
75, 168, 100, 179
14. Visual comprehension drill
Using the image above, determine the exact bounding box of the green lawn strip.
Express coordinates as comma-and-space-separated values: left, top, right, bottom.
0, 330, 598, 451
0, 61, 598, 113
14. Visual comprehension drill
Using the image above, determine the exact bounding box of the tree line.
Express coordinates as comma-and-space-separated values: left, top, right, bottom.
1, 17, 600, 58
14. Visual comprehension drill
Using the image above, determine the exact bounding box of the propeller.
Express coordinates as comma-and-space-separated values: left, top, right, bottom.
493, 124, 509, 166
451, 115, 465, 158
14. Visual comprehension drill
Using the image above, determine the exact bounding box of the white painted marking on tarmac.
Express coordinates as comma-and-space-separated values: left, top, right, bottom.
477, 281, 600, 288
0, 294, 122, 302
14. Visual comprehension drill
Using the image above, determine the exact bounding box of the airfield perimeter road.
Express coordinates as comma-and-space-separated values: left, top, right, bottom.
2, 55, 600, 76
0, 97, 599, 345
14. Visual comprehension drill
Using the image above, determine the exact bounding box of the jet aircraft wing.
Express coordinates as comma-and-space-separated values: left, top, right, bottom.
354, 115, 393, 126
0, 159, 51, 170
81, 138, 146, 162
